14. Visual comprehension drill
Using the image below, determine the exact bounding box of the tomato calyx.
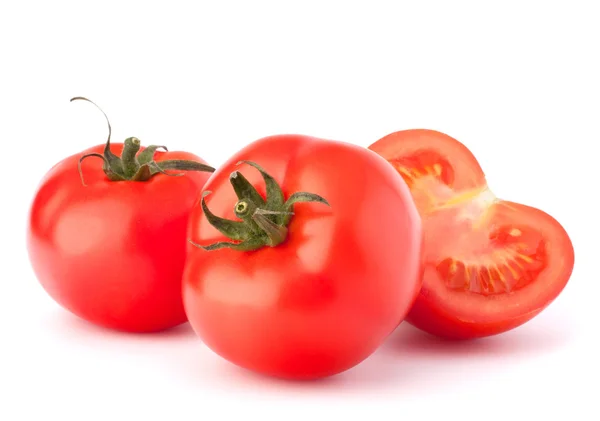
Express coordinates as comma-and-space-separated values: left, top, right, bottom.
189, 160, 330, 252
71, 97, 215, 186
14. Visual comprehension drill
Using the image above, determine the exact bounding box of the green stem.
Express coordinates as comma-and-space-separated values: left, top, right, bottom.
233, 199, 262, 234
238, 160, 285, 210
252, 209, 288, 246
229, 171, 266, 206
121, 137, 141, 178
157, 159, 215, 174
189, 160, 330, 252
201, 192, 252, 241
71, 96, 215, 185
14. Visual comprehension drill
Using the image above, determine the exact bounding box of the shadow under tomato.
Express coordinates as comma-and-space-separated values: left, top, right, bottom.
173, 330, 429, 395
194, 315, 575, 395
188, 347, 414, 395
385, 317, 573, 360
45, 306, 575, 395
44, 309, 198, 343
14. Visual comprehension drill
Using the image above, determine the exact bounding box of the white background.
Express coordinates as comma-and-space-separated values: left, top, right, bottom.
1, 1, 598, 420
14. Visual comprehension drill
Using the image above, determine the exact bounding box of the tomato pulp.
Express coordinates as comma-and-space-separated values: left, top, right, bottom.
27, 98, 214, 332
183, 134, 422, 379
369, 129, 574, 339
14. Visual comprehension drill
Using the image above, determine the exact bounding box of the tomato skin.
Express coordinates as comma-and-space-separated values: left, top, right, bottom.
406, 295, 543, 340
183, 134, 422, 379
27, 143, 211, 332
369, 130, 575, 340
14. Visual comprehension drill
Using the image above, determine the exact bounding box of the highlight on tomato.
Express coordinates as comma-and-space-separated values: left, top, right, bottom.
27, 97, 214, 333
182, 134, 423, 379
369, 129, 575, 339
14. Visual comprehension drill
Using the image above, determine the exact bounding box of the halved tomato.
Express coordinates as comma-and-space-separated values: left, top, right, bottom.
369, 129, 575, 339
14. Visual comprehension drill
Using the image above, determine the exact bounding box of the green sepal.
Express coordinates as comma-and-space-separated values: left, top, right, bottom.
189, 160, 330, 252
70, 96, 214, 185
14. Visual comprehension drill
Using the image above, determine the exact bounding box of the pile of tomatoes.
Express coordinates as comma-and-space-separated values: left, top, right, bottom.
26, 98, 574, 380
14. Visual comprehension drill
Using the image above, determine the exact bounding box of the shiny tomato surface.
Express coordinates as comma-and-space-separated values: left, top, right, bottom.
183, 134, 422, 379
27, 144, 211, 332
369, 129, 575, 339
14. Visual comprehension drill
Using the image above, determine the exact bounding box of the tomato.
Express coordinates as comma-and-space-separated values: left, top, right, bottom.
369, 129, 575, 339
183, 134, 422, 379
26, 98, 214, 332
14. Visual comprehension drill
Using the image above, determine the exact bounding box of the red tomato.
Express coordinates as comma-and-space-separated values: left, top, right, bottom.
369, 129, 575, 339
183, 134, 422, 379
27, 98, 214, 332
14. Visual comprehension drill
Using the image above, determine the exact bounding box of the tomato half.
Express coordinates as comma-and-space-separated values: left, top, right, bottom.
369, 129, 574, 339
183, 134, 422, 379
27, 98, 214, 332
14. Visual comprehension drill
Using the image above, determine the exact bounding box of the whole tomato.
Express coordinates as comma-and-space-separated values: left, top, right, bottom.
183, 134, 422, 379
27, 98, 214, 332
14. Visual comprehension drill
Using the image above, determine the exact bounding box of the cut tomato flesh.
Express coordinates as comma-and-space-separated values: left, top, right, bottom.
389, 150, 455, 187
419, 182, 548, 297
412, 175, 570, 321
369, 129, 574, 338
369, 129, 486, 191
436, 226, 547, 296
